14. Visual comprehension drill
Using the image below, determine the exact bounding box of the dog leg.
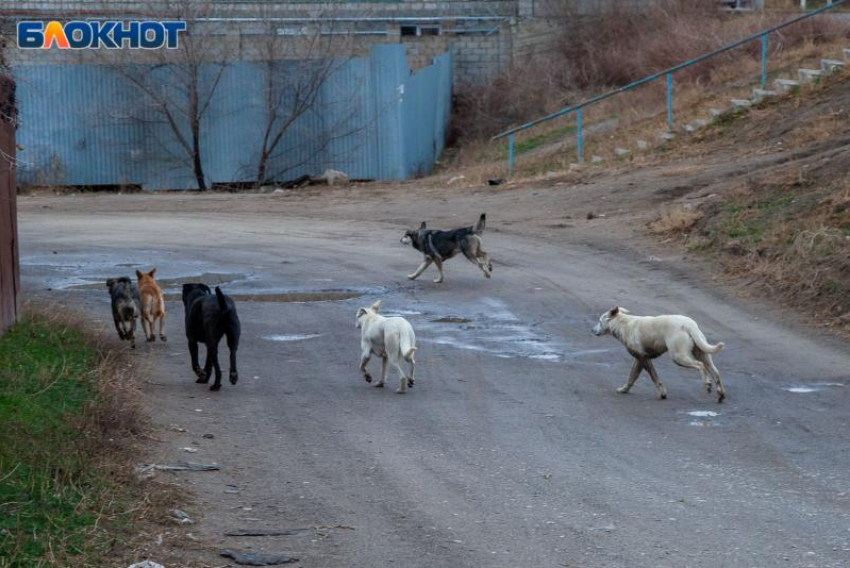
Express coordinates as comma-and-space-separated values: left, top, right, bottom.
617, 358, 643, 394
190, 340, 206, 382
207, 343, 223, 391
158, 314, 167, 342
227, 332, 239, 385
395, 361, 408, 394
359, 348, 372, 383
113, 314, 126, 340
432, 258, 444, 284
642, 359, 667, 400
203, 344, 217, 389
671, 351, 713, 401
375, 355, 387, 388
477, 249, 492, 278
128, 318, 136, 349
407, 258, 432, 280
702, 354, 725, 403
407, 354, 415, 389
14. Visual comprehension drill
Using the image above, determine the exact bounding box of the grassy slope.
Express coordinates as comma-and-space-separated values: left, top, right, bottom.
0, 313, 139, 566
652, 72, 850, 331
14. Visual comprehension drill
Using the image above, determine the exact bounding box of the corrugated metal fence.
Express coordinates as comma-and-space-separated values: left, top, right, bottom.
0, 74, 19, 336
12, 45, 452, 189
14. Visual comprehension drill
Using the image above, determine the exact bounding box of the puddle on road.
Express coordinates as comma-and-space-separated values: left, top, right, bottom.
413, 298, 566, 362
162, 290, 363, 303
263, 333, 323, 342
69, 272, 246, 291
684, 410, 721, 427
784, 386, 820, 393
431, 316, 472, 324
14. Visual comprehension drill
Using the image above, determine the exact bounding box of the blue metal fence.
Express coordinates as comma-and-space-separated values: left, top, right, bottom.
13, 44, 452, 188
493, 0, 847, 173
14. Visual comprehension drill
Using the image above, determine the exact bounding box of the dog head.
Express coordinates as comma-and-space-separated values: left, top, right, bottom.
106, 276, 132, 294
592, 306, 626, 336
355, 300, 382, 328
400, 222, 427, 246
182, 282, 212, 308
136, 267, 157, 285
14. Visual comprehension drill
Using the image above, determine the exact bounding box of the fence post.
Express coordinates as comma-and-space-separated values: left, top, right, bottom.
508, 134, 515, 176
666, 73, 673, 131
761, 33, 768, 88
576, 108, 584, 164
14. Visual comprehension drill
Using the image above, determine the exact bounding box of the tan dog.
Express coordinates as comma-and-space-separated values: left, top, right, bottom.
592, 307, 726, 402
136, 268, 167, 342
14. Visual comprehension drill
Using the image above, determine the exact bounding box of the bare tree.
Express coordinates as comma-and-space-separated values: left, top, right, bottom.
247, 16, 366, 187
101, 0, 230, 190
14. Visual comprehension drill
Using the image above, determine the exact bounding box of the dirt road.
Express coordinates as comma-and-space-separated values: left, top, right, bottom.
17, 184, 850, 567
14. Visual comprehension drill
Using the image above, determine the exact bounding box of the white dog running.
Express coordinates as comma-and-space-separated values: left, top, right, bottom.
592, 307, 726, 402
356, 300, 417, 393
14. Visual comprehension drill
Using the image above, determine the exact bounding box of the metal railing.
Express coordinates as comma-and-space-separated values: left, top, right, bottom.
493, 0, 847, 174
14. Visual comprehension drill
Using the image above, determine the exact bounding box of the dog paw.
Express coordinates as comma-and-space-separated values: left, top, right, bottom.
407, 378, 414, 388
395, 389, 406, 394
375, 382, 385, 388
717, 392, 726, 403
229, 371, 239, 385
363, 373, 372, 383
209, 383, 222, 392
160, 335, 167, 342
130, 342, 136, 349
195, 375, 209, 384
659, 392, 667, 400
705, 383, 713, 393
616, 387, 630, 394
407, 274, 417, 280
147, 336, 155, 342
433, 278, 443, 284
488, 264, 493, 272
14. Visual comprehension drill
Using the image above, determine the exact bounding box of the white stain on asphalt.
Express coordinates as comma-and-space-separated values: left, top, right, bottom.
263, 333, 324, 342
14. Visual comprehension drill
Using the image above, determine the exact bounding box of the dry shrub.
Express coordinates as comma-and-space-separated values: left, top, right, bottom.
451, 0, 849, 144
649, 205, 703, 235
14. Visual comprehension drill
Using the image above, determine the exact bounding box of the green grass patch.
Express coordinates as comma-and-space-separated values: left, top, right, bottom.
0, 313, 137, 566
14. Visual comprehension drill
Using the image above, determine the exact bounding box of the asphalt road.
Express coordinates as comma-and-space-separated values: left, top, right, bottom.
18, 196, 850, 568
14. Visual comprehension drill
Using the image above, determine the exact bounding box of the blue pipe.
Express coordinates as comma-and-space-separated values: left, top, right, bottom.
508, 134, 515, 176
576, 108, 583, 163
761, 34, 769, 88
666, 73, 673, 131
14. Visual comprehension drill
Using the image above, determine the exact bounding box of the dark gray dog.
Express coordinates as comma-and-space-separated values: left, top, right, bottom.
106, 277, 140, 348
400, 213, 492, 283
182, 283, 241, 392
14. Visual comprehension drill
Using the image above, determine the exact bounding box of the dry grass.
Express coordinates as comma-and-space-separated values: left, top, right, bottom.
648, 205, 703, 235
447, 4, 849, 177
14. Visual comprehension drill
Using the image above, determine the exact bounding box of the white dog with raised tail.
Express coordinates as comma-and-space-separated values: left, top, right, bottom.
592, 307, 726, 402
356, 300, 417, 393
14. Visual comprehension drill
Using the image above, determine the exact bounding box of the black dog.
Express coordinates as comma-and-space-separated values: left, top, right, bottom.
400, 213, 493, 283
182, 283, 241, 391
106, 277, 140, 348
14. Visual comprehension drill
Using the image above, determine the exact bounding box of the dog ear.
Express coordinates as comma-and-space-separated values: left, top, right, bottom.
149, 267, 156, 277
420, 221, 426, 230
106, 278, 115, 288
610, 306, 619, 317
356, 307, 367, 318
370, 300, 382, 312
135, 269, 143, 279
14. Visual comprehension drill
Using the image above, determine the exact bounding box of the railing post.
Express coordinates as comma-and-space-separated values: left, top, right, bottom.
508, 134, 515, 176
666, 73, 673, 131
760, 33, 768, 88
576, 108, 583, 164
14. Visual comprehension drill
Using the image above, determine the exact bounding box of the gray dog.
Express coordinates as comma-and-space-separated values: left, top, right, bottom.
106, 277, 140, 348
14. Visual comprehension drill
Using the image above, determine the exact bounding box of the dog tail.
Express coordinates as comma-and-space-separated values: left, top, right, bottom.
689, 327, 724, 354
473, 213, 486, 235
403, 345, 417, 361
215, 286, 229, 312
